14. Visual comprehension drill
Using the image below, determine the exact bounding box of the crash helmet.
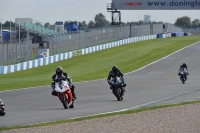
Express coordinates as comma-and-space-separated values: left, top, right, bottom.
56, 66, 63, 77
112, 65, 118, 74
182, 63, 186, 68
0, 99, 3, 105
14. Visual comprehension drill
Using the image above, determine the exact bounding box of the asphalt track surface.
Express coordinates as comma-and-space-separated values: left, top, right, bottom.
1, 41, 200, 127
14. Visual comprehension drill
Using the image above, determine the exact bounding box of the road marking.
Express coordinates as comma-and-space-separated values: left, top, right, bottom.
68, 87, 200, 118
0, 41, 199, 92
25, 86, 200, 126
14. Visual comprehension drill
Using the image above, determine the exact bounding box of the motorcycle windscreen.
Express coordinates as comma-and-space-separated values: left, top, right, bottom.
55, 81, 69, 93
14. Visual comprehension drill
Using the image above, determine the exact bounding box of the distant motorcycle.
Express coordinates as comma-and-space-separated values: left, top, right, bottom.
179, 68, 188, 84
0, 99, 5, 116
54, 80, 74, 109
109, 76, 124, 101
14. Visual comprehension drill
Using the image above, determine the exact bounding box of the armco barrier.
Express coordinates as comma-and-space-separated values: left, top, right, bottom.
157, 33, 171, 38
1, 34, 167, 75
171, 32, 184, 37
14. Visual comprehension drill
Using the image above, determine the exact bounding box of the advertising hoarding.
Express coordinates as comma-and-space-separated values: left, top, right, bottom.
112, 0, 200, 10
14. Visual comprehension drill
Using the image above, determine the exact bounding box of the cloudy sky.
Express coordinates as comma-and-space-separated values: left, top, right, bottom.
0, 0, 200, 24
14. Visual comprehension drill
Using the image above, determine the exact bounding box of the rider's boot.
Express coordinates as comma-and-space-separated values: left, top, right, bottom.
72, 92, 77, 99
51, 90, 57, 96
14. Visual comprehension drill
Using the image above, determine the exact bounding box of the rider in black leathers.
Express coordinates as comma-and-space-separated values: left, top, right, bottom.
178, 63, 189, 75
107, 65, 126, 92
51, 66, 77, 99
178, 63, 189, 81
181, 63, 189, 74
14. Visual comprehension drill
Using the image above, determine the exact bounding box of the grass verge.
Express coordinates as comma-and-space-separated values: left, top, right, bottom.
0, 36, 200, 91
1, 100, 200, 131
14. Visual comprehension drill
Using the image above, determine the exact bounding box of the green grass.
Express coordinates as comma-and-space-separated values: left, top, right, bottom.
1, 100, 200, 131
0, 36, 199, 91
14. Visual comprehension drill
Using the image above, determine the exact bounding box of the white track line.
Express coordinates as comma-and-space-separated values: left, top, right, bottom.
25, 86, 200, 126
24, 41, 200, 126
1, 41, 199, 92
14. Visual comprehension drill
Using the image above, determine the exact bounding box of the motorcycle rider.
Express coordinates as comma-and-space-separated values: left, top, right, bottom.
107, 65, 126, 92
178, 65, 188, 81
178, 63, 189, 75
0, 99, 5, 116
51, 66, 77, 99
181, 63, 189, 75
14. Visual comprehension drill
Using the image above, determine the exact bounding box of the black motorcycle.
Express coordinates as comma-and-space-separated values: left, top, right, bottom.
110, 76, 125, 101
0, 99, 5, 116
179, 68, 188, 84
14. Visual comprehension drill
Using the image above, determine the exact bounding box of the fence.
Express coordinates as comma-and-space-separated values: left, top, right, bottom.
0, 20, 185, 66
0, 39, 32, 66
46, 23, 165, 56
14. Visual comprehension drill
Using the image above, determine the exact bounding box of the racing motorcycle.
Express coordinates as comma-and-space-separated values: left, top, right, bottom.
54, 80, 74, 109
179, 68, 188, 84
0, 99, 5, 116
109, 76, 125, 101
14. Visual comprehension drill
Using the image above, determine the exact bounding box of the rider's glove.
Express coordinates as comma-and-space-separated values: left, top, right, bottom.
69, 84, 73, 88
123, 83, 127, 87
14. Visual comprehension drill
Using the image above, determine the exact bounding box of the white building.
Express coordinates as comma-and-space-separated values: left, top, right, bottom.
54, 21, 64, 33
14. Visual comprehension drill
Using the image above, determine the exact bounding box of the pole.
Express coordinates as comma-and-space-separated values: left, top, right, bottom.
1, 18, 2, 65
19, 21, 21, 63
9, 18, 11, 65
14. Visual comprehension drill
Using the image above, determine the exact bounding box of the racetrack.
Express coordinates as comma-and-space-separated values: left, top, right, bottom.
1, 41, 200, 127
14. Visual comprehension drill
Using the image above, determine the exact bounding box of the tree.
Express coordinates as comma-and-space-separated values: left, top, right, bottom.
88, 20, 95, 28
175, 16, 191, 28
192, 19, 200, 28
79, 21, 87, 30
44, 22, 50, 28
138, 20, 143, 25
94, 13, 109, 28
2, 21, 15, 27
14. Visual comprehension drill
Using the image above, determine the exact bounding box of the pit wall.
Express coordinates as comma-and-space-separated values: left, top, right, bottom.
0, 34, 171, 74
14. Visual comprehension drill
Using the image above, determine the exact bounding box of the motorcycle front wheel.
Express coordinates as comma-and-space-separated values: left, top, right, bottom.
114, 87, 122, 101
62, 94, 69, 109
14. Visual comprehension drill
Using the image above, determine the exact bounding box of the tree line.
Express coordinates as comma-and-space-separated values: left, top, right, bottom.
0, 13, 199, 30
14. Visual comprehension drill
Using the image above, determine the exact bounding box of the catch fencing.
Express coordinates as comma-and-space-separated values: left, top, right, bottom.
0, 39, 32, 66
0, 22, 183, 66
46, 23, 165, 56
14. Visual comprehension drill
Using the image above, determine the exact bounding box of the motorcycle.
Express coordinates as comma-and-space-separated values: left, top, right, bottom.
54, 80, 74, 109
110, 76, 124, 101
0, 99, 5, 116
179, 68, 188, 84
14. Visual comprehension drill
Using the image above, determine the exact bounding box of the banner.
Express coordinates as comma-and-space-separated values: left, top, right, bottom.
112, 0, 200, 10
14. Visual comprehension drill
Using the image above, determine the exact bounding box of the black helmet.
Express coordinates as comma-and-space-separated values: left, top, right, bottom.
183, 63, 186, 67
112, 65, 118, 74
56, 66, 63, 77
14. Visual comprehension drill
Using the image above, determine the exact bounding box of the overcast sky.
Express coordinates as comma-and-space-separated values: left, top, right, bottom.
0, 0, 200, 24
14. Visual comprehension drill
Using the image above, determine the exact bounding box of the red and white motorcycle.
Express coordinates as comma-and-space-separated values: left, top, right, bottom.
55, 80, 74, 109
0, 99, 5, 116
